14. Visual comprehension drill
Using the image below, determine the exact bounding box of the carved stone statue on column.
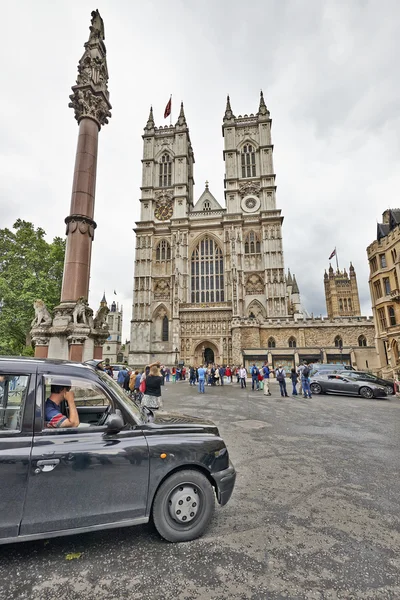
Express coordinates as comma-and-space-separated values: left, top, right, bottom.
31, 300, 52, 328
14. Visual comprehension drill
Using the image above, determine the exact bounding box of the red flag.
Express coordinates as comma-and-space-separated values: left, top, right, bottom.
164, 97, 171, 119
329, 248, 336, 260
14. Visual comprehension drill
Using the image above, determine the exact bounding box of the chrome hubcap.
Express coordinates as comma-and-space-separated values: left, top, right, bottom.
168, 485, 199, 523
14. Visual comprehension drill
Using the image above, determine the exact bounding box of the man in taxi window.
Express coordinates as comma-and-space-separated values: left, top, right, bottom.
45, 384, 80, 428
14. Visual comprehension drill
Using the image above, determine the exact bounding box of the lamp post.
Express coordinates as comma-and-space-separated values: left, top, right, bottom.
339, 340, 343, 364
202, 345, 205, 365
175, 347, 179, 366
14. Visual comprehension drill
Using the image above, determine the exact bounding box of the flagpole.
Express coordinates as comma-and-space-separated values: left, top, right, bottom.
335, 247, 339, 272
170, 94, 172, 126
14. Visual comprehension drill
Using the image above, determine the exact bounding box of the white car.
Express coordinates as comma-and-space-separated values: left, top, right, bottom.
111, 365, 126, 381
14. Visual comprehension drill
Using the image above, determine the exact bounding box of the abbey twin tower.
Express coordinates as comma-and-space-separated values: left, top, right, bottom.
130, 93, 377, 372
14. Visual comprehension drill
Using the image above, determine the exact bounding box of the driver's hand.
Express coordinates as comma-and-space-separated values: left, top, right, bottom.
64, 390, 75, 404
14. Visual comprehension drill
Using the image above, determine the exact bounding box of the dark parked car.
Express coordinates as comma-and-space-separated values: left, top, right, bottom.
0, 357, 236, 545
310, 373, 387, 399
337, 371, 394, 395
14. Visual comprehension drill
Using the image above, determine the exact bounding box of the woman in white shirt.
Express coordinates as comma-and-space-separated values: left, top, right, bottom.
239, 365, 247, 389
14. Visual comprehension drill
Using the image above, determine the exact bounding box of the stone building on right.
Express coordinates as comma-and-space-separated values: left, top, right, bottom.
367, 209, 400, 378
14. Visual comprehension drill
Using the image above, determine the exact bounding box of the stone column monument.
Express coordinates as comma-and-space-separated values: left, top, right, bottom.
31, 10, 112, 361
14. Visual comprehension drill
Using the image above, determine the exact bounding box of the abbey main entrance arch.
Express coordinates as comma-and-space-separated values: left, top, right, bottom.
193, 340, 220, 366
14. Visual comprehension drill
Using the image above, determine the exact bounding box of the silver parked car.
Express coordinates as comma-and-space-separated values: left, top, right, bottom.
337, 371, 394, 396
310, 374, 387, 399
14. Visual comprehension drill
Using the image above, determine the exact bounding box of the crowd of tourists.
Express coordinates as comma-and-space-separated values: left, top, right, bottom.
174, 361, 313, 398
103, 359, 314, 413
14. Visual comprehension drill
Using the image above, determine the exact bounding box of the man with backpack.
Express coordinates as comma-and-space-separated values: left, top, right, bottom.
275, 364, 289, 397
300, 361, 312, 398
251, 363, 260, 391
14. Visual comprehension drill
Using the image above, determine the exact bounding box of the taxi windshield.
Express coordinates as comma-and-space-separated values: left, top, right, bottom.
97, 370, 143, 423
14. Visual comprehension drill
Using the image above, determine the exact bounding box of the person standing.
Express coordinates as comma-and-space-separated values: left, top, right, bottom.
160, 365, 165, 385
275, 365, 289, 397
219, 366, 225, 386
239, 365, 247, 388
214, 366, 220, 385
297, 361, 307, 395
165, 367, 170, 382
290, 368, 298, 396
197, 364, 206, 393
236, 366, 240, 384
117, 366, 128, 388
129, 370, 139, 393
123, 368, 131, 392
141, 363, 164, 410
134, 370, 142, 392
251, 363, 260, 391
189, 366, 196, 386
225, 366, 232, 383
301, 362, 312, 399
171, 367, 176, 383
262, 363, 271, 396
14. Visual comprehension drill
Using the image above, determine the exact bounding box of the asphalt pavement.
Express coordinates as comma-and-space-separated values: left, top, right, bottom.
1, 379, 400, 600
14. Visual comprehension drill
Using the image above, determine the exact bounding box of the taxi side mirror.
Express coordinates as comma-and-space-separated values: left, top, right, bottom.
105, 413, 124, 433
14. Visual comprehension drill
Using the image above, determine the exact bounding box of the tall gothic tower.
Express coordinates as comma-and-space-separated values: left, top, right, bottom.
324, 263, 361, 318
222, 92, 287, 318
130, 104, 194, 366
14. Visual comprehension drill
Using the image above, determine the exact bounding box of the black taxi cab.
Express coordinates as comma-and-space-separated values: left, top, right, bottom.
0, 357, 235, 544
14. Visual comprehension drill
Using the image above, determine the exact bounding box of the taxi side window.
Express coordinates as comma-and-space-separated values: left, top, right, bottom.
43, 376, 113, 430
0, 375, 29, 431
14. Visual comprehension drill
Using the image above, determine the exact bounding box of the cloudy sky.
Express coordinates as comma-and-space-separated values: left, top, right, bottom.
1, 0, 400, 340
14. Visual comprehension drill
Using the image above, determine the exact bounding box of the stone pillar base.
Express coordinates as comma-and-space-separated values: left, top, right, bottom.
94, 345, 103, 360
31, 301, 109, 362
69, 343, 84, 362
35, 345, 49, 359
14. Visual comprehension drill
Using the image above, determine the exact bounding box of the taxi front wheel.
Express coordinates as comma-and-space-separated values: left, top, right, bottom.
152, 469, 215, 542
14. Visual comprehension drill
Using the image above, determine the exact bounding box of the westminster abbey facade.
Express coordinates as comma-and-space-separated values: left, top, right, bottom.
129, 94, 378, 372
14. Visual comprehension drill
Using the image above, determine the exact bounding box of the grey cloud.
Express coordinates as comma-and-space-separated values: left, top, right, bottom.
1, 0, 400, 341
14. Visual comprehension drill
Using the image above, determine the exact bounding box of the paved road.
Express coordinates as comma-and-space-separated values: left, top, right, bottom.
1, 380, 400, 600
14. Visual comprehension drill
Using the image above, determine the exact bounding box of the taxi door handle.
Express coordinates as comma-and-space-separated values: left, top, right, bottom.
35, 459, 60, 474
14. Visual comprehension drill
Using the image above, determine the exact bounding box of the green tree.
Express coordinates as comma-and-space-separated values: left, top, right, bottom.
0, 220, 65, 355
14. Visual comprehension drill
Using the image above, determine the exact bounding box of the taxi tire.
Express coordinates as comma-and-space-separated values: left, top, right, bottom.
152, 469, 215, 542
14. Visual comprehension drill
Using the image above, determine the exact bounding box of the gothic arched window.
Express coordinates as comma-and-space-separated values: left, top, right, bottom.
241, 144, 256, 178
268, 337, 276, 348
334, 335, 343, 348
203, 201, 211, 211
156, 240, 171, 262
288, 336, 296, 348
191, 236, 224, 303
244, 231, 261, 255
159, 153, 172, 187
162, 315, 169, 341
358, 335, 367, 347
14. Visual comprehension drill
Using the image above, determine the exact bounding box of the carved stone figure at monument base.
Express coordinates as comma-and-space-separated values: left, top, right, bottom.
72, 297, 89, 326
31, 300, 52, 328
94, 305, 109, 330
